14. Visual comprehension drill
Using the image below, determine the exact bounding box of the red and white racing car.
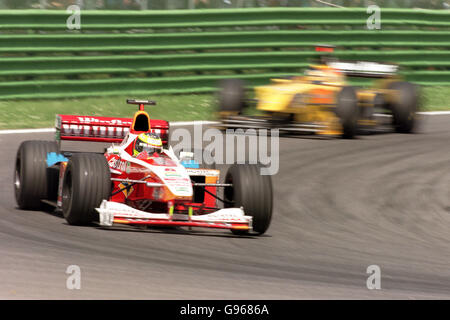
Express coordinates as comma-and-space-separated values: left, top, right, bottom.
14, 100, 273, 235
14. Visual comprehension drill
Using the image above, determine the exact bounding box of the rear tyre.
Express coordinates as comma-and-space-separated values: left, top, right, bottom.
217, 79, 246, 114
388, 81, 418, 133
14, 140, 59, 210
62, 153, 111, 225
224, 164, 273, 235
336, 86, 358, 139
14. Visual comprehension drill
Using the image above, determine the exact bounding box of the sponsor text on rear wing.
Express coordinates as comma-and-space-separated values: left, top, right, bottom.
55, 114, 169, 144
328, 61, 399, 78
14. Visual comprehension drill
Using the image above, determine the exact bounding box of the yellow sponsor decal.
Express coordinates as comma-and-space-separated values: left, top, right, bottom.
118, 182, 134, 198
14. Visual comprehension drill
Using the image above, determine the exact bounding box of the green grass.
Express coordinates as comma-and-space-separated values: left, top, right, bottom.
0, 94, 216, 129
420, 86, 450, 112
0, 86, 448, 130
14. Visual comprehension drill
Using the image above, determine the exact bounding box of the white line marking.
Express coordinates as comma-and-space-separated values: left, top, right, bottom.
417, 111, 450, 115
0, 113, 447, 135
169, 120, 219, 127
0, 128, 55, 135
376, 111, 450, 117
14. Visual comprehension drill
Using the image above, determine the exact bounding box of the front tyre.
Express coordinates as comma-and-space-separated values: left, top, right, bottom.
336, 86, 358, 139
388, 81, 418, 133
224, 164, 273, 235
14, 140, 58, 210
62, 153, 111, 225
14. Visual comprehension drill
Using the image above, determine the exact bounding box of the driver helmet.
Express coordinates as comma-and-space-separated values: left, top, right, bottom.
133, 133, 163, 157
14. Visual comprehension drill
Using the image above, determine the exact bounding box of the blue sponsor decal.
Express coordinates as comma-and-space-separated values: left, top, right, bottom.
180, 159, 200, 169
46, 152, 68, 167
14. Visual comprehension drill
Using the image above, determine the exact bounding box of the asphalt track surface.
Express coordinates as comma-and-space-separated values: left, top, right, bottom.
0, 115, 449, 299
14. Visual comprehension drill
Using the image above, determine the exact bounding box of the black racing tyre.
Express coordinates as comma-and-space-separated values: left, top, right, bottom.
62, 153, 111, 225
336, 86, 358, 139
388, 81, 418, 133
14, 140, 59, 210
224, 164, 273, 235
217, 79, 246, 113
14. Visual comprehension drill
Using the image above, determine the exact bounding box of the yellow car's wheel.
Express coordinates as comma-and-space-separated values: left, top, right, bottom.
218, 79, 246, 114
388, 81, 418, 133
336, 86, 358, 139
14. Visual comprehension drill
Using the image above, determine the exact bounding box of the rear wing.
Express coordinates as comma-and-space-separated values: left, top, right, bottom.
55, 115, 169, 145
327, 61, 399, 78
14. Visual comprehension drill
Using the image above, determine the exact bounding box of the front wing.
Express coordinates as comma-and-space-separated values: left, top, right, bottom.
96, 200, 252, 231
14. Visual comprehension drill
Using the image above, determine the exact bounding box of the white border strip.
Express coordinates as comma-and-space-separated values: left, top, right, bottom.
375, 111, 450, 118
0, 113, 447, 135
0, 128, 55, 135
169, 120, 219, 127
418, 111, 450, 115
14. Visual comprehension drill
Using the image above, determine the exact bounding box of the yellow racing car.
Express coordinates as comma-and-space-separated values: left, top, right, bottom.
217, 46, 419, 138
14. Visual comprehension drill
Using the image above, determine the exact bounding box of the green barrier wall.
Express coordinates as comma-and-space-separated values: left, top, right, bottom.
0, 8, 448, 100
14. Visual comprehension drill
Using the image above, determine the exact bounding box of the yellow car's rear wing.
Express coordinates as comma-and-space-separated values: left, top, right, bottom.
328, 61, 399, 78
